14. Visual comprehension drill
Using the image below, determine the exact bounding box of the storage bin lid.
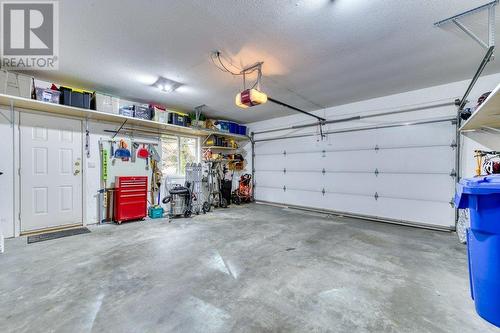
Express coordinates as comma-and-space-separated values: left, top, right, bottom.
455, 175, 500, 208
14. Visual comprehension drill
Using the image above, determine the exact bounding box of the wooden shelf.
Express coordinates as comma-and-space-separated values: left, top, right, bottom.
202, 146, 239, 150
459, 83, 500, 150
203, 159, 233, 163
0, 94, 250, 141
460, 83, 500, 131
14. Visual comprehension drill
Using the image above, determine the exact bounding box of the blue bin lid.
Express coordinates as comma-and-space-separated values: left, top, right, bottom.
455, 175, 500, 208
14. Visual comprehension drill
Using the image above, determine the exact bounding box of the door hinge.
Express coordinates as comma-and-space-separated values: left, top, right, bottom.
450, 169, 457, 178
18, 212, 21, 220
18, 168, 21, 176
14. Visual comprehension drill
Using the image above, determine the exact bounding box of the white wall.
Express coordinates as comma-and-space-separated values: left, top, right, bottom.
84, 121, 161, 225
0, 112, 163, 238
246, 72, 500, 219
0, 107, 15, 239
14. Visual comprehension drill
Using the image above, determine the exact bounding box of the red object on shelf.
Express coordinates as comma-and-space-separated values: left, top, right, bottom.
114, 176, 148, 224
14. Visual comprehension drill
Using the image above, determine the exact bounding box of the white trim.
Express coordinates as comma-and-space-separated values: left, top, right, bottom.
13, 110, 20, 237
80, 119, 86, 227
161, 134, 201, 178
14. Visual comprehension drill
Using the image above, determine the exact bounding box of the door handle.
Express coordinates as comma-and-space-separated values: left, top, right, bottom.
74, 159, 81, 176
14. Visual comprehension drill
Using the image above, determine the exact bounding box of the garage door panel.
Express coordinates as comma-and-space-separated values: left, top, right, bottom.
375, 174, 454, 202
255, 172, 284, 188
374, 148, 455, 173
323, 193, 378, 216
279, 190, 378, 216
376, 198, 454, 227
257, 187, 285, 204
256, 155, 286, 170
372, 123, 455, 146
323, 173, 377, 194
324, 130, 381, 149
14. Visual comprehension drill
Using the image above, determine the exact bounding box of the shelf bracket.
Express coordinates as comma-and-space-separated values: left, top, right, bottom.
435, 2, 498, 111
193, 104, 206, 128
434, 0, 497, 50
0, 100, 14, 126
112, 119, 127, 139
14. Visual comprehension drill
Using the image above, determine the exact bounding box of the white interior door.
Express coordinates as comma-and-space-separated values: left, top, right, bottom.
20, 113, 83, 232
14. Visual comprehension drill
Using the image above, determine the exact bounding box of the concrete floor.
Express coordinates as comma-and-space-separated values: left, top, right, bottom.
0, 204, 497, 333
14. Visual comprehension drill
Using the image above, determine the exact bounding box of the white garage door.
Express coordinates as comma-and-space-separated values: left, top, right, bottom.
254, 119, 457, 229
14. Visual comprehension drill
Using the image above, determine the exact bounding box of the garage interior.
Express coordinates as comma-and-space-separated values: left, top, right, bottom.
1, 1, 500, 332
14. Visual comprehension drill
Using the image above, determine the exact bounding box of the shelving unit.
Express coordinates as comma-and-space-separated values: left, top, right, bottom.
460, 83, 500, 131
459, 83, 500, 150
0, 93, 250, 141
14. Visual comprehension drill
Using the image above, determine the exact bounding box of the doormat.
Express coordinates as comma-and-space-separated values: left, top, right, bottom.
27, 227, 91, 244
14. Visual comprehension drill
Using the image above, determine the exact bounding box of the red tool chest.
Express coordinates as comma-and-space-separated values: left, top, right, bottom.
114, 176, 148, 224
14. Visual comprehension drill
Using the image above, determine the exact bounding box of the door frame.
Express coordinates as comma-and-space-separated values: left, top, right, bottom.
15, 110, 86, 236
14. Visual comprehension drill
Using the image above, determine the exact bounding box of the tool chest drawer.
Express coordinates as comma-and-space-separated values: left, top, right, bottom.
114, 176, 148, 223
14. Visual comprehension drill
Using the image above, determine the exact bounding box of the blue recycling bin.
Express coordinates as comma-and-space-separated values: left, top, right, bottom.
455, 175, 500, 328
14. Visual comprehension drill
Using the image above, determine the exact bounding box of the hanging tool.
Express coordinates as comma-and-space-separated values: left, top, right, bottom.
131, 142, 138, 163
150, 159, 163, 205
85, 119, 91, 158
149, 144, 161, 162
137, 144, 149, 170
137, 144, 149, 158
101, 146, 108, 183
114, 139, 131, 160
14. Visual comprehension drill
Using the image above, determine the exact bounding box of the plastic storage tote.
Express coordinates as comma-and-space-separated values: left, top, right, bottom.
34, 87, 60, 104
215, 120, 230, 132
133, 104, 152, 120
148, 206, 164, 219
455, 175, 500, 328
238, 125, 247, 135
228, 122, 239, 134
168, 112, 187, 126
0, 70, 32, 98
91, 93, 120, 114
60, 86, 92, 109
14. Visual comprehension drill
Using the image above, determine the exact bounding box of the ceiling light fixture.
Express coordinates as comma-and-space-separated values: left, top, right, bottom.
153, 77, 182, 93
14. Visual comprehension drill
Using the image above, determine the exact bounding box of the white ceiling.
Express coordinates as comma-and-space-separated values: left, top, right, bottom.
25, 0, 500, 123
